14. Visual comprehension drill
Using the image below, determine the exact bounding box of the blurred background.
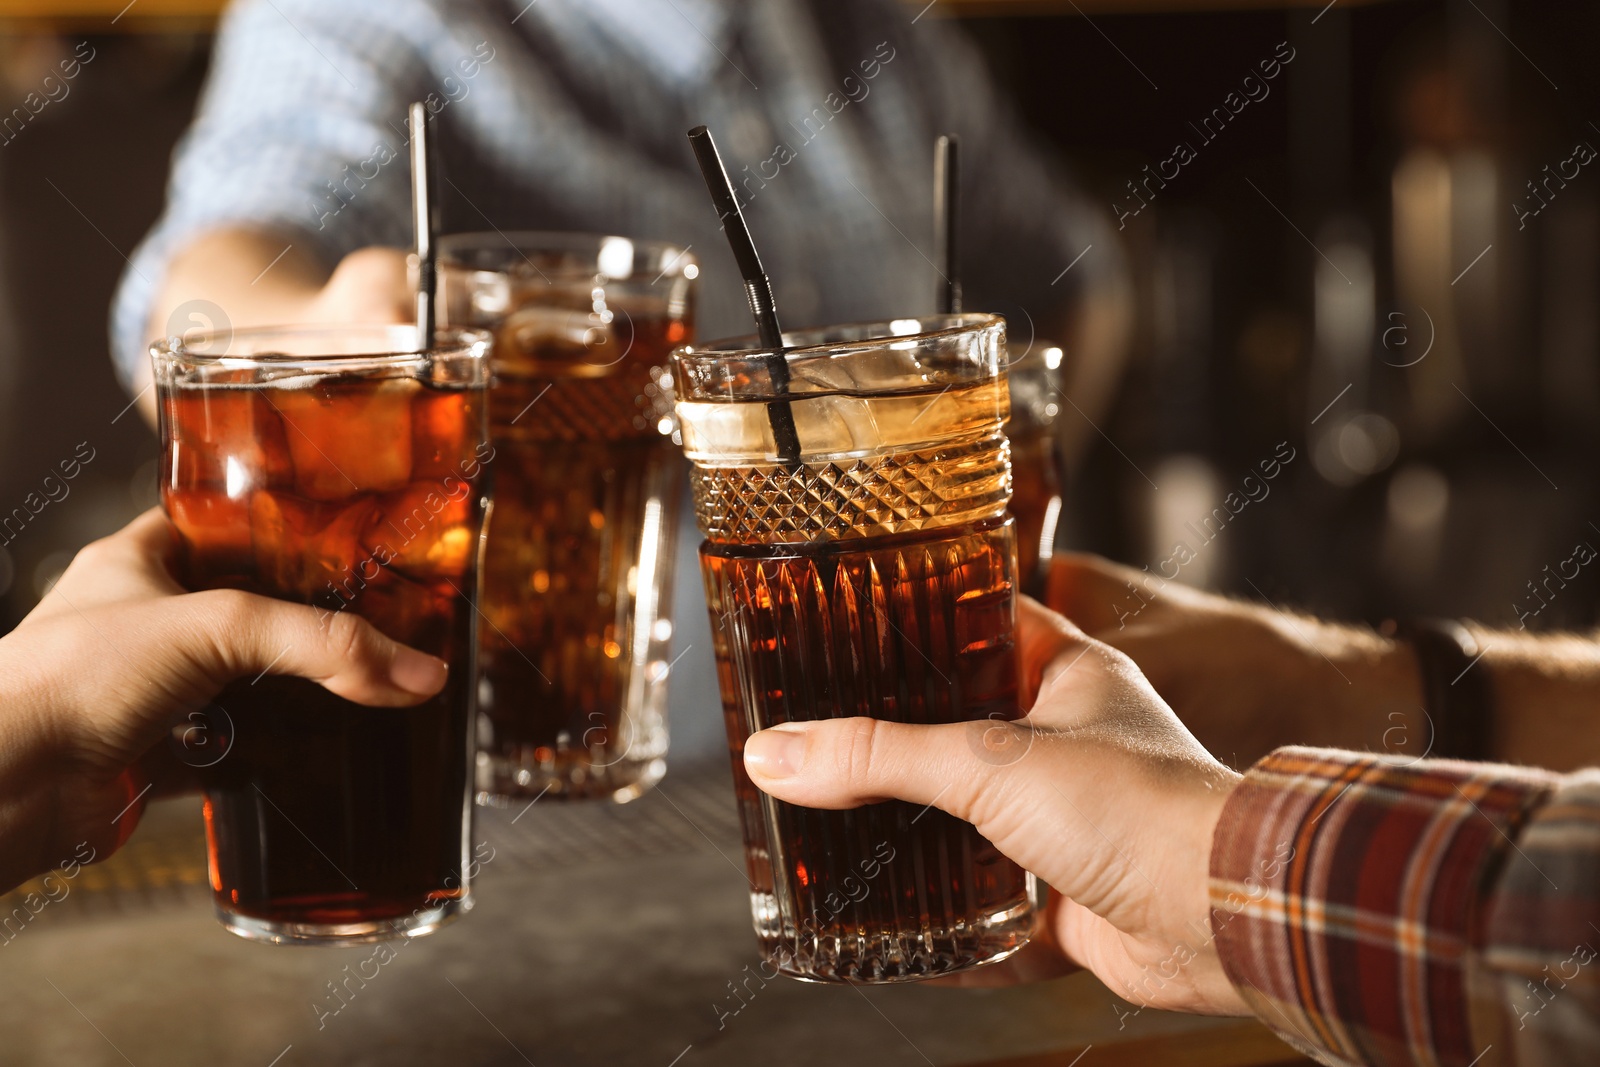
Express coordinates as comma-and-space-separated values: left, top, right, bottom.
0, 0, 1596, 639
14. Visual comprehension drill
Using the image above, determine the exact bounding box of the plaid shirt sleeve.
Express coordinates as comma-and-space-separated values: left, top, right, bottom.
1209, 747, 1600, 1067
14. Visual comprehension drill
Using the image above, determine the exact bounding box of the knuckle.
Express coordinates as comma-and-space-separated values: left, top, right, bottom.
961, 757, 1017, 829
1095, 642, 1144, 684
344, 246, 408, 281
192, 588, 253, 634
66, 535, 116, 573
324, 610, 370, 665
188, 589, 256, 668
969, 715, 1035, 770
344, 245, 395, 267
156, 588, 259, 671
840, 717, 887, 790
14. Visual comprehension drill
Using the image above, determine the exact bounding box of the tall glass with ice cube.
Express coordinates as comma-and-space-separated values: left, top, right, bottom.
152, 325, 491, 944
437, 233, 696, 804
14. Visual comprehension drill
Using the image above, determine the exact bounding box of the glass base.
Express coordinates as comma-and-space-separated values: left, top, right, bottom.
754, 890, 1036, 984
217, 893, 471, 945
475, 753, 665, 806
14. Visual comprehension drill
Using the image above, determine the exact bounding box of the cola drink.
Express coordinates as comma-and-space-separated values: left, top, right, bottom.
676, 314, 1036, 982
439, 234, 696, 803
154, 325, 491, 943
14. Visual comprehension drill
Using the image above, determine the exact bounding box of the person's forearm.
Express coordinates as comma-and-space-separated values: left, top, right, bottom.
1303, 619, 1600, 772
1466, 627, 1600, 771
1321, 621, 1600, 772
1049, 554, 1600, 773
1276, 614, 1426, 757
134, 227, 328, 425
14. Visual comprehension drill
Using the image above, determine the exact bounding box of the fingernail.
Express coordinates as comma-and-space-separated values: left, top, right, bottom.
744, 727, 806, 779
390, 648, 448, 695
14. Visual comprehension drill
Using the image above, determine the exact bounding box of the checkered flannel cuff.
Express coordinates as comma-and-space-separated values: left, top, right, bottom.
1209, 747, 1554, 1067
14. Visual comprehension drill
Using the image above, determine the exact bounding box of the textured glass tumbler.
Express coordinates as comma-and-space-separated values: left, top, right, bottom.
1005, 340, 1065, 592
439, 233, 697, 804
154, 325, 491, 944
674, 314, 1035, 983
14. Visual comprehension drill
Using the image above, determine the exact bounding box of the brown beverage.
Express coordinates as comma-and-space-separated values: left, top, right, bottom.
677, 314, 1036, 982
703, 520, 1030, 980
440, 234, 695, 803
154, 326, 491, 943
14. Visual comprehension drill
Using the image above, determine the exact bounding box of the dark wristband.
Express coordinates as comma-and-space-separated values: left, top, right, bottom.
1381, 618, 1493, 762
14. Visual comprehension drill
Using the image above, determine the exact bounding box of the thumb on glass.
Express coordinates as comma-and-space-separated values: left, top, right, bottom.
743, 597, 1094, 818
169, 589, 447, 705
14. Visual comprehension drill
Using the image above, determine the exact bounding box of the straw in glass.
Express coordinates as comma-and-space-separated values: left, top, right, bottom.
934, 134, 961, 315
410, 101, 438, 349
686, 125, 803, 464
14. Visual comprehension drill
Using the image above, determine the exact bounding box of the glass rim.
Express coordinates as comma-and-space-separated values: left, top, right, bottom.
438, 231, 698, 274
150, 324, 493, 371
678, 313, 1003, 363
672, 313, 1006, 404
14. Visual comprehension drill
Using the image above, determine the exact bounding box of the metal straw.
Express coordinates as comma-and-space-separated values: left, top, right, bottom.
934, 134, 961, 315
686, 125, 803, 464
409, 101, 438, 349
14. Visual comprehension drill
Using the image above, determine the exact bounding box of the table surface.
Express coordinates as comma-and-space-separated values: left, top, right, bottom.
0, 763, 1312, 1067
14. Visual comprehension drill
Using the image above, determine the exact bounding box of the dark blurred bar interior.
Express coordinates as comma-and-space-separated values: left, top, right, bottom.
2, 0, 1596, 638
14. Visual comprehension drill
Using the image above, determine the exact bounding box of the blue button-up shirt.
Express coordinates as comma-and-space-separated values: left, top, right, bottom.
111, 0, 1116, 387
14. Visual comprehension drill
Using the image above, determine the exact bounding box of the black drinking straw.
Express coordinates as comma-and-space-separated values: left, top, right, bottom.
934, 134, 961, 315
409, 101, 438, 349
686, 125, 803, 463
